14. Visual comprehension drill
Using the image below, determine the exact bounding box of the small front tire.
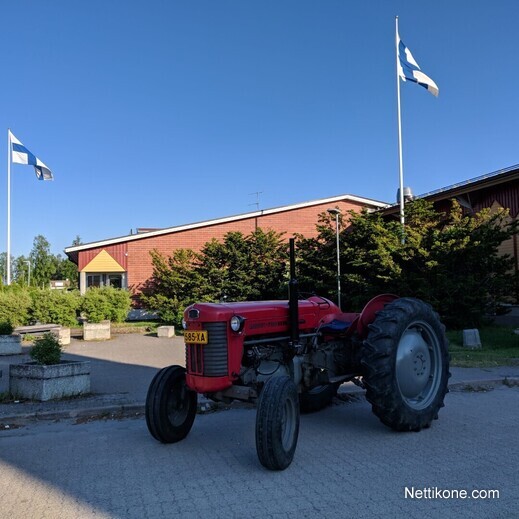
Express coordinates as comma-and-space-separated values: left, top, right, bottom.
145, 365, 197, 443
255, 376, 300, 470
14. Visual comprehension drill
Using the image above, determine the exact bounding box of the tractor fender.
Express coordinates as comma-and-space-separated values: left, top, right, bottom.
354, 294, 399, 339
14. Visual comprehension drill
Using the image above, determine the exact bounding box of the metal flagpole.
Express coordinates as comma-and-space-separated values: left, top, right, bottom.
396, 16, 405, 245
6, 129, 11, 285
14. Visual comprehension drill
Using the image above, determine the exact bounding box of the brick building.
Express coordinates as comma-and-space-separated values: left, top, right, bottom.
65, 194, 386, 297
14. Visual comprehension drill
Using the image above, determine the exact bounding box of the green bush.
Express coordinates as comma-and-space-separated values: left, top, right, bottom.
81, 287, 131, 323
0, 322, 14, 335
30, 333, 62, 365
29, 289, 81, 327
103, 286, 132, 322
0, 287, 31, 326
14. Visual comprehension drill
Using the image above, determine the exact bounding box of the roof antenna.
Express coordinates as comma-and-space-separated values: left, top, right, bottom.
248, 191, 263, 210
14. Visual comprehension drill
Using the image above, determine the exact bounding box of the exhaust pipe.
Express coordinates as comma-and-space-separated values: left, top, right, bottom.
288, 238, 299, 347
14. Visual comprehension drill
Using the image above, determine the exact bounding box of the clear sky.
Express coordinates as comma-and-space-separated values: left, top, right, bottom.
2, 0, 519, 258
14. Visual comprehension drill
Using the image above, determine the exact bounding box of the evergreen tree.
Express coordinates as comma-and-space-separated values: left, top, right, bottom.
29, 235, 57, 288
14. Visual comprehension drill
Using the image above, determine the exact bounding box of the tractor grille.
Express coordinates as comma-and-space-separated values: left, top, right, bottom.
186, 322, 228, 377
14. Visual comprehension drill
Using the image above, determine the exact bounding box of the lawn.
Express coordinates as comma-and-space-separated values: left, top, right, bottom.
447, 325, 519, 367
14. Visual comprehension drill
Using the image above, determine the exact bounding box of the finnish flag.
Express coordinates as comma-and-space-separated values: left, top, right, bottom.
397, 33, 439, 97
9, 131, 53, 180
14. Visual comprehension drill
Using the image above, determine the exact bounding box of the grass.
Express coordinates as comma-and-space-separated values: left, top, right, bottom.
68, 320, 163, 337
111, 321, 162, 334
447, 325, 519, 367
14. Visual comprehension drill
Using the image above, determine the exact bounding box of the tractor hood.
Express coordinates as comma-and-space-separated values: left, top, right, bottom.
184, 296, 342, 336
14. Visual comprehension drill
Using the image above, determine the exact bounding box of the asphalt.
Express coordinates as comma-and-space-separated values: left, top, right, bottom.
1, 333, 518, 427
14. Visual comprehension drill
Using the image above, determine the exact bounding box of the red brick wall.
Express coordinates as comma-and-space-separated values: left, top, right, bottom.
78, 199, 369, 295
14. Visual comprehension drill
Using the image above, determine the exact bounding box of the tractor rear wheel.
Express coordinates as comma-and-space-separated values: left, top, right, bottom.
146, 365, 197, 443
361, 298, 450, 432
255, 376, 300, 470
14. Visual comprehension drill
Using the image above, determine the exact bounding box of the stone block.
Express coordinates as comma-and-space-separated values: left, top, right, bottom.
0, 334, 22, 355
10, 360, 91, 401
157, 326, 175, 338
463, 329, 482, 349
51, 327, 71, 345
83, 321, 111, 341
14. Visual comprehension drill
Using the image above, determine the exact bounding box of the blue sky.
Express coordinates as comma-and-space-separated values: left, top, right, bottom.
2, 0, 519, 257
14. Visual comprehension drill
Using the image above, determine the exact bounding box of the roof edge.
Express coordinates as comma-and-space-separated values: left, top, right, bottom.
65, 193, 388, 253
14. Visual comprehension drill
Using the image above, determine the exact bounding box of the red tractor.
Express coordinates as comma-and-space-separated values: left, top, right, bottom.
146, 239, 449, 470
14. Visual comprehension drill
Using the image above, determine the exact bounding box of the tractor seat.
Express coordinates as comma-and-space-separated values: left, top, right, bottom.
320, 319, 352, 335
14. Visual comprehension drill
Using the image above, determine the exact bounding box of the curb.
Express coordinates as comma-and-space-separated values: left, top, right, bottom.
1, 377, 518, 429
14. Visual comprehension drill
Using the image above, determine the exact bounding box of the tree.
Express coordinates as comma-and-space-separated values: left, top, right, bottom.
195, 229, 287, 302
29, 235, 57, 288
71, 235, 82, 246
298, 200, 518, 328
296, 210, 346, 302
54, 254, 79, 288
142, 229, 288, 326
12, 255, 30, 286
141, 248, 203, 324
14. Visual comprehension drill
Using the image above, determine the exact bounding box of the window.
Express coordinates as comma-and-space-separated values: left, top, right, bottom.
86, 273, 125, 289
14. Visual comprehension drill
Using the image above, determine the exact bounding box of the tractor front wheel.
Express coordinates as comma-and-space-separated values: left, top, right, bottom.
255, 376, 300, 470
146, 365, 197, 443
361, 298, 450, 432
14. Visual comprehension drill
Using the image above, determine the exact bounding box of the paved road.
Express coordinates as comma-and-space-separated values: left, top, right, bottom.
1, 385, 517, 519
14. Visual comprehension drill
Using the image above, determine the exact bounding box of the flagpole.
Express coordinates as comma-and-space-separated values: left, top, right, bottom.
395, 16, 405, 244
6, 129, 11, 285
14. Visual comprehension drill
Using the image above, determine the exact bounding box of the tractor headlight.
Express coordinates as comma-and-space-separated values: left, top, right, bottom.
230, 315, 245, 332
181, 318, 187, 330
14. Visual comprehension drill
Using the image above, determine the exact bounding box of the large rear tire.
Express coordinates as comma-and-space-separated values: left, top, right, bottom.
361, 298, 450, 432
255, 376, 300, 471
146, 365, 197, 443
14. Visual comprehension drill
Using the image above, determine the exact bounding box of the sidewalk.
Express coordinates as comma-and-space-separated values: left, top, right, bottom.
1, 333, 518, 426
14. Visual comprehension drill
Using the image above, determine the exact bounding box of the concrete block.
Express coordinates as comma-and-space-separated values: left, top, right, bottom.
157, 326, 175, 338
51, 327, 71, 345
83, 321, 111, 341
0, 334, 22, 355
10, 360, 91, 401
463, 329, 482, 349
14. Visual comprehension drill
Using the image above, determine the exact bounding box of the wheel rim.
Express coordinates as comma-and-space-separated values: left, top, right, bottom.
166, 380, 190, 426
281, 396, 297, 450
395, 320, 442, 410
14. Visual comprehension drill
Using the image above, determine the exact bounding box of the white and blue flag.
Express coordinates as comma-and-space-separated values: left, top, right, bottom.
397, 32, 439, 97
9, 131, 53, 180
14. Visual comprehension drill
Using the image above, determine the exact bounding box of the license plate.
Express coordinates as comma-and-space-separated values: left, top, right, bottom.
184, 330, 208, 344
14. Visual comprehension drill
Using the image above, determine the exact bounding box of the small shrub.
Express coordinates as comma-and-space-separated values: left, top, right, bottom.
0, 287, 31, 326
30, 333, 62, 365
29, 289, 81, 327
0, 321, 14, 335
81, 287, 131, 323
80, 288, 112, 323
103, 287, 132, 322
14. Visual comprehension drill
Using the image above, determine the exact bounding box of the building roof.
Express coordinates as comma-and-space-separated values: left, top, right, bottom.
65, 193, 388, 253
381, 164, 519, 215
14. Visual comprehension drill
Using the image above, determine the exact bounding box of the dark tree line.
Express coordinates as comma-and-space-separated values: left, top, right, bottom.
142, 200, 519, 329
